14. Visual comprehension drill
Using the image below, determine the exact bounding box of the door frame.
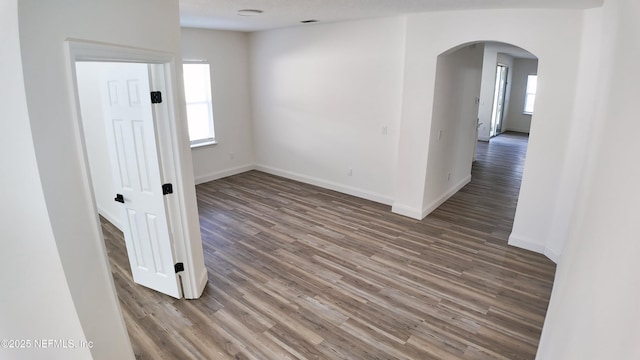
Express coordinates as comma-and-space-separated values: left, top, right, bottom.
65, 39, 207, 299
490, 63, 509, 137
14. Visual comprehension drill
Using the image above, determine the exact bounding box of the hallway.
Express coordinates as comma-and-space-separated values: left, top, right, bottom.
430, 131, 530, 243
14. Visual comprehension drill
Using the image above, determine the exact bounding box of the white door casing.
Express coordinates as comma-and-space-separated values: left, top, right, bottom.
102, 62, 181, 298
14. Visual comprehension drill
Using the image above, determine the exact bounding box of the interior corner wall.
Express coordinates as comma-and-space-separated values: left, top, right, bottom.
537, 1, 640, 358
76, 62, 120, 229
504, 59, 538, 133
422, 44, 483, 216
249, 16, 407, 205
395, 9, 584, 253
181, 28, 255, 184
477, 47, 497, 142
17, 0, 187, 358
1, 1, 91, 358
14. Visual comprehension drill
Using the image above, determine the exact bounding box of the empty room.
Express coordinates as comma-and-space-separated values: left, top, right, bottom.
3, 0, 640, 360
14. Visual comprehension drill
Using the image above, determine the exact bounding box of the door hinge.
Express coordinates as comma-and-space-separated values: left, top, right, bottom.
174, 262, 184, 273
162, 183, 173, 195
150, 91, 162, 104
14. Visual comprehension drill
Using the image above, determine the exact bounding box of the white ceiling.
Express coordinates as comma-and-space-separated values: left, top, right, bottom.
179, 0, 604, 32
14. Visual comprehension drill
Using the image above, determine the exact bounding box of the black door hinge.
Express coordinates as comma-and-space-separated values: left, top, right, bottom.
150, 91, 162, 104
162, 183, 173, 195
174, 262, 184, 273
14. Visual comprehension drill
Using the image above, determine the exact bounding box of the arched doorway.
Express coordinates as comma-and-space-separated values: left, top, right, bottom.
421, 42, 538, 221
392, 39, 548, 254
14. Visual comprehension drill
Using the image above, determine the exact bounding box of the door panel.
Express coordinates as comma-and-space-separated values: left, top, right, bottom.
102, 62, 181, 298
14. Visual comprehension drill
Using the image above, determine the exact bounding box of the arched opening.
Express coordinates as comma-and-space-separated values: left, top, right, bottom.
423, 41, 538, 240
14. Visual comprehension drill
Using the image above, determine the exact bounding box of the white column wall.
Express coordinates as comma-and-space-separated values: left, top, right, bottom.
537, 0, 640, 357
422, 44, 484, 216
76, 62, 120, 229
1, 1, 94, 359
17, 0, 196, 358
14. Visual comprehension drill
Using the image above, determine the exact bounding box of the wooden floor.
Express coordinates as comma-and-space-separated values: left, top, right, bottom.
102, 132, 556, 359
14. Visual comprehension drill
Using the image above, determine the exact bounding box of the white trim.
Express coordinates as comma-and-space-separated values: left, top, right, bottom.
508, 233, 546, 253
391, 203, 423, 220
421, 175, 471, 218
188, 267, 209, 300
148, 61, 204, 299
503, 127, 530, 134
544, 247, 561, 264
508, 232, 561, 263
190, 139, 217, 149
255, 164, 394, 206
195, 164, 255, 185
97, 206, 122, 231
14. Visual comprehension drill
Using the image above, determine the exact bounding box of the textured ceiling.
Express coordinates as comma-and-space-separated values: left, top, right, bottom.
179, 0, 604, 32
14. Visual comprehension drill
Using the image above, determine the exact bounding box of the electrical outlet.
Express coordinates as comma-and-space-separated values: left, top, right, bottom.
348, 168, 353, 176
447, 172, 451, 181
382, 126, 388, 135
438, 130, 443, 140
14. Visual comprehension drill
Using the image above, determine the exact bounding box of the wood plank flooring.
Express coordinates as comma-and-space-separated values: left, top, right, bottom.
102, 131, 556, 359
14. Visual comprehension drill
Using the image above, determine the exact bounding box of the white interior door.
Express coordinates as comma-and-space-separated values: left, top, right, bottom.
102, 62, 181, 298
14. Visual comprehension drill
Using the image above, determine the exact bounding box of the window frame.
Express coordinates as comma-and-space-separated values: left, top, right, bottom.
182, 61, 216, 148
523, 74, 537, 115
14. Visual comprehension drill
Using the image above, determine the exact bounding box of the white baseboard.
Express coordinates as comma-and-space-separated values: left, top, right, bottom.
544, 247, 561, 264
97, 206, 122, 231
194, 164, 255, 185
391, 203, 423, 220
508, 233, 546, 253
184, 267, 208, 299
255, 164, 394, 206
421, 175, 471, 218
503, 128, 530, 134
508, 233, 561, 263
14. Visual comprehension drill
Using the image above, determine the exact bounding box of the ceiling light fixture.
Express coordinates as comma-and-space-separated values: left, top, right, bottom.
300, 19, 318, 24
237, 9, 263, 16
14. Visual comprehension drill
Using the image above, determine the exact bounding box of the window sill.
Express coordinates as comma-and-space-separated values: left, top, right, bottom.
523, 112, 533, 116
190, 140, 217, 149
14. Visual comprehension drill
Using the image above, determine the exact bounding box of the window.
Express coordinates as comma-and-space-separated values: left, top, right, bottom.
183, 63, 215, 146
523, 74, 537, 115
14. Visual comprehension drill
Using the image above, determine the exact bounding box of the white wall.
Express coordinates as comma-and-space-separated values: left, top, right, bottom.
181, 28, 255, 184
422, 44, 483, 215
250, 17, 407, 204
504, 59, 538, 133
76, 62, 120, 228
17, 0, 193, 358
393, 9, 584, 262
537, 0, 640, 357
1, 2, 91, 359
